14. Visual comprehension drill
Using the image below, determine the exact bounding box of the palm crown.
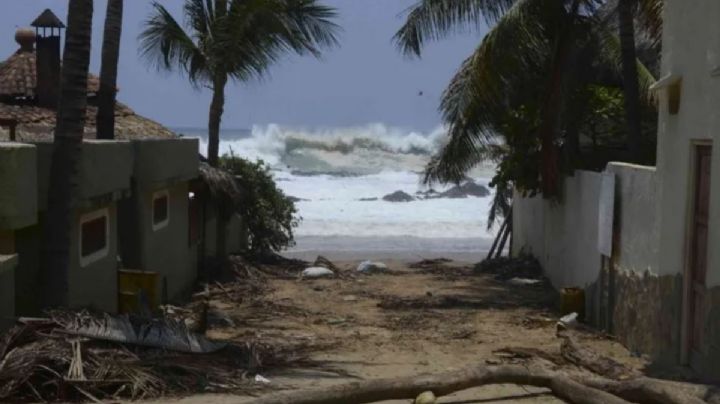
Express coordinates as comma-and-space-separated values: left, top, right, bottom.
139, 0, 340, 165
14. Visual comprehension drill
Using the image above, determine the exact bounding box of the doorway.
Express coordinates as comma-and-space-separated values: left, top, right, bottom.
687, 144, 711, 364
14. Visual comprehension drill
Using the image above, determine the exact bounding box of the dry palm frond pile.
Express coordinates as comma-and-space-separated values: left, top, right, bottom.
0, 310, 299, 402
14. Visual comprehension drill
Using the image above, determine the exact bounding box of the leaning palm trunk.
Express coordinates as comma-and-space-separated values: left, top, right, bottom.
96, 0, 124, 139
208, 76, 227, 167
42, 0, 94, 308
618, 0, 643, 162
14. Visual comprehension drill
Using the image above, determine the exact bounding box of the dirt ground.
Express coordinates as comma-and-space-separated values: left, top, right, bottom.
145, 258, 648, 404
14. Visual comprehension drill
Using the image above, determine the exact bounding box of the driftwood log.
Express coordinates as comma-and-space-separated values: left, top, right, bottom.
246, 332, 720, 404
248, 363, 628, 404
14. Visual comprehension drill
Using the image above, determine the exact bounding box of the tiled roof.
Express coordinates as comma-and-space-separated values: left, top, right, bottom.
0, 101, 177, 141
0, 49, 100, 98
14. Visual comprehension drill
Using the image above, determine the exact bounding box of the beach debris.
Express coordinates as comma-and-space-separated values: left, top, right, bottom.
475, 255, 543, 281
356, 260, 388, 273
313, 255, 340, 272
507, 277, 542, 286
414, 391, 437, 404
381, 190, 415, 202
301, 267, 335, 278
255, 374, 271, 384
557, 312, 579, 332
0, 310, 297, 402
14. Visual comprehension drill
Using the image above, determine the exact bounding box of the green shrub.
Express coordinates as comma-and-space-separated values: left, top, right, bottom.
219, 153, 300, 253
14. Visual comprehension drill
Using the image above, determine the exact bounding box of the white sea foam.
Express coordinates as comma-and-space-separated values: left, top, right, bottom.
185, 123, 499, 251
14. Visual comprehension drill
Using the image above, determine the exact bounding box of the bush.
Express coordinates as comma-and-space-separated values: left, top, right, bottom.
219, 153, 300, 253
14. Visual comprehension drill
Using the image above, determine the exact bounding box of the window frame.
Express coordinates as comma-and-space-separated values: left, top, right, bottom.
79, 208, 110, 268
152, 189, 170, 231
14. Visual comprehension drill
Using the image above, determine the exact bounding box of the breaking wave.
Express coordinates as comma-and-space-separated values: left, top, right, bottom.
193, 123, 469, 176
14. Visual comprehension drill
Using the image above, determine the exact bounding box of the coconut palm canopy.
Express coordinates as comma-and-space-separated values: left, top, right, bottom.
395, 0, 660, 198
139, 0, 340, 167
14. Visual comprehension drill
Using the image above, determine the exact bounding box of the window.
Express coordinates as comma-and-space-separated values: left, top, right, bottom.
152, 190, 170, 231
79, 208, 109, 267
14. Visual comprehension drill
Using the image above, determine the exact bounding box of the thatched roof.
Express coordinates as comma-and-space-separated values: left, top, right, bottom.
0, 101, 177, 141
198, 163, 243, 207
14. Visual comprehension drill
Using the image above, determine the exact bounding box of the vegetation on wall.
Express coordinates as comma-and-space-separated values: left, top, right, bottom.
219, 153, 300, 253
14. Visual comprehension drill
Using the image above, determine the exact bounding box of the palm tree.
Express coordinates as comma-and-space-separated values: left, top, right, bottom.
396, 0, 659, 198
96, 0, 124, 140
617, 0, 662, 163
139, 0, 340, 167
42, 0, 94, 308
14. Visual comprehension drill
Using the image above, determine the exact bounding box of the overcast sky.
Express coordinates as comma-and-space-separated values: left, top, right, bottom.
0, 1, 486, 132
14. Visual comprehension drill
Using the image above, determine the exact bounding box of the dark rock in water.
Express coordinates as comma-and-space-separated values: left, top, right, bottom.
382, 190, 415, 202
432, 181, 491, 199
358, 197, 379, 202
287, 196, 309, 202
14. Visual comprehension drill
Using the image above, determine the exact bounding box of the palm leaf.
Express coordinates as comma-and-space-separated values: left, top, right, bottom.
394, 0, 517, 56
139, 2, 209, 85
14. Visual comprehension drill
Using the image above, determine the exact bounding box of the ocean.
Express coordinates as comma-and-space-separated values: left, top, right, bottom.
177, 124, 498, 261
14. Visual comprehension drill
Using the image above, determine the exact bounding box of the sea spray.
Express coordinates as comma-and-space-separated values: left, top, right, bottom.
182, 123, 498, 253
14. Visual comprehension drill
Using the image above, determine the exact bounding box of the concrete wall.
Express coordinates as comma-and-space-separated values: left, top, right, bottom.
68, 204, 119, 312
513, 170, 602, 289
513, 165, 681, 364
33, 141, 133, 210
655, 0, 720, 376
0, 254, 17, 331
0, 143, 37, 230
133, 139, 198, 189
133, 182, 198, 302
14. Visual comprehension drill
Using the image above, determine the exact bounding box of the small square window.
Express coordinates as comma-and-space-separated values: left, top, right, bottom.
79, 208, 109, 267
152, 190, 170, 231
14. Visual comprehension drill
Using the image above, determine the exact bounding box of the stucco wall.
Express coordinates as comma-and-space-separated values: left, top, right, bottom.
607, 163, 660, 275
656, 0, 720, 286
14, 203, 119, 315
0, 143, 37, 230
32, 141, 132, 211
133, 139, 198, 189
67, 204, 119, 312
513, 170, 602, 289
135, 182, 198, 302
0, 254, 17, 331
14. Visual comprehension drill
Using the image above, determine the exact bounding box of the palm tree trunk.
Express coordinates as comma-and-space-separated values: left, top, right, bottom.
42, 0, 94, 308
537, 0, 581, 197
96, 0, 123, 140
207, 75, 227, 167
618, 0, 643, 163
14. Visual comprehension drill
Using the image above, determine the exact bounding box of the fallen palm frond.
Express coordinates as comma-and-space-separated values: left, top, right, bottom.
0, 310, 305, 402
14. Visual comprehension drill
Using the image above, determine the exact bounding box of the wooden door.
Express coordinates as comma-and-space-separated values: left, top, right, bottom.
689, 145, 711, 355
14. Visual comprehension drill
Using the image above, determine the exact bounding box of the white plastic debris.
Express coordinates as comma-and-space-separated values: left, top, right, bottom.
559, 312, 579, 327
254, 374, 271, 384
356, 260, 388, 273
302, 267, 334, 278
508, 277, 542, 286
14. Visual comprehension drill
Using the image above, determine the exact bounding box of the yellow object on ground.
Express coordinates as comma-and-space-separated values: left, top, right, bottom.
414, 391, 437, 404
560, 287, 585, 320
118, 270, 159, 314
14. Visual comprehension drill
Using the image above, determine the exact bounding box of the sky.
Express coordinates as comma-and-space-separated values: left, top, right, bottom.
0, 0, 487, 132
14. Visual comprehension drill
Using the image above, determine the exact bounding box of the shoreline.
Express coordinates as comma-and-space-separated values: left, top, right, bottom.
282, 235, 493, 262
